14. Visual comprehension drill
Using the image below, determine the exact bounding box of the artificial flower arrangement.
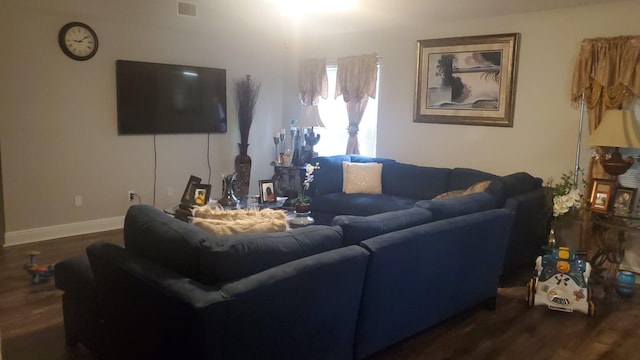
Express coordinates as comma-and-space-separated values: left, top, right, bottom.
291, 162, 320, 212
545, 169, 585, 223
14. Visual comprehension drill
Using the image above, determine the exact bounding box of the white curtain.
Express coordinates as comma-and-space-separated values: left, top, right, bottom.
335, 54, 378, 154
299, 58, 328, 106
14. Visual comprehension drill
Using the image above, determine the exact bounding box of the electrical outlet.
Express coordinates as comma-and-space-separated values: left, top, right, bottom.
168, 186, 174, 196
128, 190, 135, 201
74, 195, 82, 207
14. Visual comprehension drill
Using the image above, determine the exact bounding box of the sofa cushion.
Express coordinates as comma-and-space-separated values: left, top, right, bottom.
342, 162, 383, 194
434, 180, 492, 200
123, 205, 219, 280
312, 193, 418, 217
382, 162, 450, 200
198, 225, 344, 285
332, 208, 433, 246
308, 155, 352, 196
414, 192, 498, 221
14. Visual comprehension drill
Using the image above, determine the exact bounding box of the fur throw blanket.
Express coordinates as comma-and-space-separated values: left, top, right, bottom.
190, 206, 288, 236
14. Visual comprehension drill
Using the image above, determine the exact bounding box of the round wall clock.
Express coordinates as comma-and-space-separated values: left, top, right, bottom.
58, 22, 99, 61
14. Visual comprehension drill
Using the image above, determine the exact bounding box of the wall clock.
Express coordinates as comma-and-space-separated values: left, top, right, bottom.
58, 22, 99, 61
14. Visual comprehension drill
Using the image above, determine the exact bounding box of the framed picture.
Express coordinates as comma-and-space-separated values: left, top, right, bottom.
590, 178, 616, 212
414, 33, 521, 127
613, 186, 637, 213
180, 175, 201, 204
259, 180, 276, 203
190, 184, 211, 206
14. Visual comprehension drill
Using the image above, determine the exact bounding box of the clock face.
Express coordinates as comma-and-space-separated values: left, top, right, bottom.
58, 22, 98, 61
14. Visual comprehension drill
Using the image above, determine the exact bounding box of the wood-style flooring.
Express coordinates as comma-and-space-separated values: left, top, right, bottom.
0, 231, 639, 360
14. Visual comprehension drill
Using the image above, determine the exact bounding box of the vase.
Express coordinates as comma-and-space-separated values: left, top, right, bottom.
218, 174, 239, 208
234, 143, 251, 200
616, 271, 636, 297
553, 210, 582, 249
294, 203, 309, 214
289, 211, 315, 227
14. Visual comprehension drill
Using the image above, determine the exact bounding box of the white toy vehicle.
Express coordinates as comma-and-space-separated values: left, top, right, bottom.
527, 246, 595, 317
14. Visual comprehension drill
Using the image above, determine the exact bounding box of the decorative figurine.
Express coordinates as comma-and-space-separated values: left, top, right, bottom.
527, 246, 595, 317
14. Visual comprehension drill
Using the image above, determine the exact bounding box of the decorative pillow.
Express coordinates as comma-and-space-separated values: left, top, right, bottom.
433, 180, 492, 200
342, 161, 383, 194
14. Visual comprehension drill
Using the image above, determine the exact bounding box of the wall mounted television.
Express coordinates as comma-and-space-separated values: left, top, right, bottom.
116, 60, 227, 135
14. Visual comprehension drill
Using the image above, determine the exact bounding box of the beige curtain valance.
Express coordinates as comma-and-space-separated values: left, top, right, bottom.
298, 58, 328, 105
335, 54, 378, 102
571, 35, 640, 131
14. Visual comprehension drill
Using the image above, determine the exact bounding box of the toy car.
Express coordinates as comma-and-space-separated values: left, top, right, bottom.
526, 246, 595, 317
23, 251, 55, 284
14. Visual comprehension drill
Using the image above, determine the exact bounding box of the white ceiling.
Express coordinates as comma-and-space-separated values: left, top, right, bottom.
208, 0, 631, 38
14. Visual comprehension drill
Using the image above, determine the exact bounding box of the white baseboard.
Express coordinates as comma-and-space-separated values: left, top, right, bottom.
3, 216, 124, 247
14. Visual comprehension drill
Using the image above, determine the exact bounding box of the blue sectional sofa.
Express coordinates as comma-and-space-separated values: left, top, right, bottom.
308, 155, 548, 278
56, 203, 514, 360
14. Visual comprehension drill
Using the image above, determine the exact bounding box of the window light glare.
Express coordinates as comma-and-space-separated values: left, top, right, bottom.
266, 0, 355, 15
183, 71, 198, 77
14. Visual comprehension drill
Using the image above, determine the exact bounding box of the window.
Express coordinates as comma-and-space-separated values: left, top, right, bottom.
314, 65, 379, 157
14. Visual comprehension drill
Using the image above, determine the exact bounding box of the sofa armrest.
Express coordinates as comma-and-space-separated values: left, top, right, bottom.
501, 187, 549, 277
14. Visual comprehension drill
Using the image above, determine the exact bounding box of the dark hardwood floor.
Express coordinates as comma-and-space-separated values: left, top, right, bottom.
1, 231, 639, 360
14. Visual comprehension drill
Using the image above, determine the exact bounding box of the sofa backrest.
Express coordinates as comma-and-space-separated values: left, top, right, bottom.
309, 155, 395, 196
198, 225, 344, 285
447, 168, 497, 191
331, 207, 433, 246
414, 191, 498, 221
123, 205, 219, 280
382, 162, 450, 200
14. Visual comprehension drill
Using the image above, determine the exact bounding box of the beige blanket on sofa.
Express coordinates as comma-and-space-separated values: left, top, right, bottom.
191, 206, 288, 236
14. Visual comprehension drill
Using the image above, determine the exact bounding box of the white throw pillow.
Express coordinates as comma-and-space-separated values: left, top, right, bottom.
342, 162, 383, 194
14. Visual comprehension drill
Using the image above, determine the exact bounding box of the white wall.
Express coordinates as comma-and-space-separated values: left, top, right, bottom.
286, 0, 640, 272
0, 0, 287, 243
2, 0, 640, 246
287, 1, 640, 182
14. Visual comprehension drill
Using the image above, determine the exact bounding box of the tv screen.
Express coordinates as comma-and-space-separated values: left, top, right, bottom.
116, 60, 227, 135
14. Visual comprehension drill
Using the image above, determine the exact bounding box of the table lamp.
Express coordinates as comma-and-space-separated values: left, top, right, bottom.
297, 104, 325, 163
586, 110, 640, 176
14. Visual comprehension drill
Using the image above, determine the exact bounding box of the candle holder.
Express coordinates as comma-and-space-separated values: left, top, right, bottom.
279, 132, 286, 156
273, 136, 280, 165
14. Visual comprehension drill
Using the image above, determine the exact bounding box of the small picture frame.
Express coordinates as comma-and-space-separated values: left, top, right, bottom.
190, 184, 211, 206
590, 178, 616, 213
612, 186, 637, 213
259, 180, 276, 203
180, 175, 201, 204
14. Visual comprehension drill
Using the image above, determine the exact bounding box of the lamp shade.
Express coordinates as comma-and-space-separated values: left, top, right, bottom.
586, 110, 640, 148
297, 105, 325, 128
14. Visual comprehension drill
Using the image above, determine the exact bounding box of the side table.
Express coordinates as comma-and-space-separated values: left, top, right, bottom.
272, 165, 305, 199
589, 210, 638, 296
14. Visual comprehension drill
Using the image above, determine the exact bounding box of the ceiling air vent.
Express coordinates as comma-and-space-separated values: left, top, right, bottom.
177, 1, 198, 17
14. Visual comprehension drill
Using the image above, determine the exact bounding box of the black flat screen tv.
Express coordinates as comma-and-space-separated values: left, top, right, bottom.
116, 60, 227, 135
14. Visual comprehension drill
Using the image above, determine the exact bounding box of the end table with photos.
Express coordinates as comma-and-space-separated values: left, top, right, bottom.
588, 178, 639, 296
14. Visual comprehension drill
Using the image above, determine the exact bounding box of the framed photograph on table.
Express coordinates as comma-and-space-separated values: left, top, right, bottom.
180, 175, 202, 204
590, 178, 616, 212
190, 184, 211, 207
259, 179, 276, 203
413, 33, 520, 127
612, 186, 637, 213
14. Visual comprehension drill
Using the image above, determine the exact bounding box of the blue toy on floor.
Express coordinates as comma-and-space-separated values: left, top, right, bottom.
526, 246, 595, 317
